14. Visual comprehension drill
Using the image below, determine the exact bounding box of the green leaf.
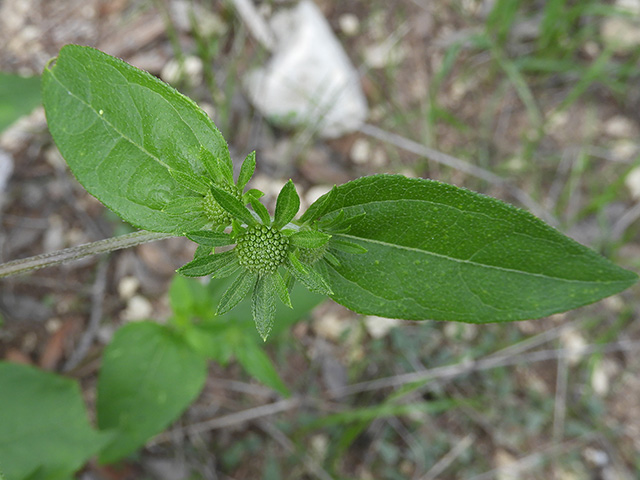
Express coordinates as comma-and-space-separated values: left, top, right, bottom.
235, 340, 290, 396
210, 184, 257, 226
286, 252, 332, 296
0, 362, 109, 479
186, 230, 234, 247
299, 185, 337, 223
250, 196, 272, 225
273, 180, 300, 230
0, 73, 41, 133
168, 169, 210, 195
168, 274, 212, 320
198, 146, 226, 184
329, 238, 368, 254
316, 175, 638, 322
272, 271, 293, 308
289, 230, 331, 249
218, 271, 258, 314
177, 250, 239, 277
320, 211, 365, 233
244, 188, 265, 201
97, 322, 207, 463
252, 275, 277, 341
42, 45, 230, 233
238, 151, 256, 190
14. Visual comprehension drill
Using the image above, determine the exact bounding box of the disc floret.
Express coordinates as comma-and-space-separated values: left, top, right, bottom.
236, 224, 289, 274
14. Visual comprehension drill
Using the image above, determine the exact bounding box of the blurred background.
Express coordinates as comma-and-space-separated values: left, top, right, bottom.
1, 0, 640, 478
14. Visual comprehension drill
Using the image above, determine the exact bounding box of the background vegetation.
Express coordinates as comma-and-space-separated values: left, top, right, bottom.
0, 0, 639, 478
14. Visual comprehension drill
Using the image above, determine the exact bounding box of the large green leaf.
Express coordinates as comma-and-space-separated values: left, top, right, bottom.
96, 322, 207, 463
42, 45, 231, 233
0, 362, 109, 480
314, 175, 637, 322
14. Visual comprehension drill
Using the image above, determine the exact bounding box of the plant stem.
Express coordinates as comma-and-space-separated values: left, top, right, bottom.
0, 231, 173, 278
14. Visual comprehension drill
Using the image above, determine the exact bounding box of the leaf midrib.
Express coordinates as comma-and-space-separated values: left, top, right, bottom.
335, 233, 627, 285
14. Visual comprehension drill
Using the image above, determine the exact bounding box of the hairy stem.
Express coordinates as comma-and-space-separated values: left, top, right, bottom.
0, 230, 173, 278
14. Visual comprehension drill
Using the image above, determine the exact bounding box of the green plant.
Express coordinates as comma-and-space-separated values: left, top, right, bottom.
0, 44, 637, 477
38, 45, 636, 336
0, 275, 320, 477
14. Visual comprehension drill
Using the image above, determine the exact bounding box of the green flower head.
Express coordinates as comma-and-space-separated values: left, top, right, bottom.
178, 177, 341, 341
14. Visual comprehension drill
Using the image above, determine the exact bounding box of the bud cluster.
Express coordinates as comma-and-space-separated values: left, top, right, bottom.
236, 224, 289, 274
202, 183, 241, 225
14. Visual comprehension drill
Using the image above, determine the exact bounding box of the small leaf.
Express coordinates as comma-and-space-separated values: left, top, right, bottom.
217, 271, 258, 314
272, 271, 293, 308
286, 252, 332, 296
177, 250, 238, 277
210, 184, 256, 226
235, 340, 290, 396
252, 275, 277, 341
186, 230, 233, 247
299, 185, 338, 223
198, 146, 225, 183
273, 180, 300, 230
238, 151, 256, 190
193, 244, 212, 259
324, 251, 341, 267
169, 169, 210, 195
198, 146, 234, 184
320, 210, 365, 233
250, 197, 272, 225
329, 238, 368, 254
97, 322, 207, 463
244, 188, 265, 201
289, 230, 331, 249
281, 270, 296, 292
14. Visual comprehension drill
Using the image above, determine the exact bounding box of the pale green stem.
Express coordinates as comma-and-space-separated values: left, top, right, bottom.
0, 231, 173, 278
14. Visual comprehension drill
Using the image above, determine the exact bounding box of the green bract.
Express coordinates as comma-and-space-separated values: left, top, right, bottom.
40, 45, 637, 340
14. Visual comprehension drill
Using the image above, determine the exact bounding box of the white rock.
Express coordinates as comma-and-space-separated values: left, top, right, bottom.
583, 447, 609, 466
339, 13, 360, 36
591, 363, 609, 396
118, 276, 140, 300
364, 38, 406, 69
122, 295, 153, 322
611, 140, 638, 160
560, 329, 588, 366
161, 55, 203, 86
244, 0, 368, 138
617, 0, 640, 15
350, 138, 371, 164
625, 166, 640, 199
604, 115, 637, 138
364, 315, 401, 339
313, 312, 352, 341
601, 17, 640, 53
